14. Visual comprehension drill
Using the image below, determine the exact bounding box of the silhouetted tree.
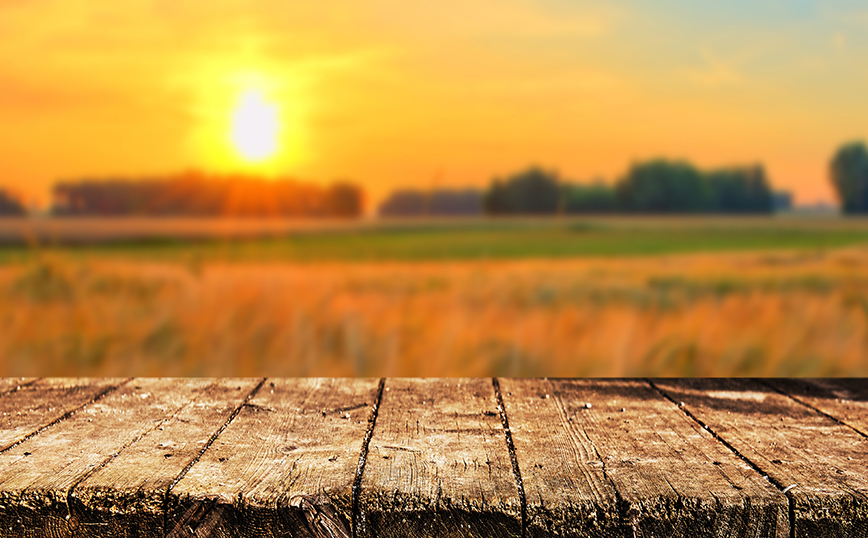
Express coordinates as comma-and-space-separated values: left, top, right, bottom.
830, 141, 868, 214
772, 191, 793, 212
51, 174, 365, 218
325, 182, 364, 218
562, 181, 618, 213
706, 165, 772, 213
0, 189, 25, 216
615, 160, 709, 213
379, 189, 482, 217
483, 167, 560, 214
379, 190, 425, 216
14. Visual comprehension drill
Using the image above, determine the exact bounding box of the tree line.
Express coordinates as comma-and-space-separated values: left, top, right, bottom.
378, 189, 482, 217
483, 161, 778, 215
830, 141, 868, 213
0, 190, 25, 216
3, 141, 868, 217
51, 172, 363, 218
377, 141, 868, 217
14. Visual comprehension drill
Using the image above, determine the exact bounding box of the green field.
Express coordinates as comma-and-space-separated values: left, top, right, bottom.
3, 216, 868, 263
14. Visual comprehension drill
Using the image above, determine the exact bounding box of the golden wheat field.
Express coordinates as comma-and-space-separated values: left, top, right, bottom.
2, 245, 868, 377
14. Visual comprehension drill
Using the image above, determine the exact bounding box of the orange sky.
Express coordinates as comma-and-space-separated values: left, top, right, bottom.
2, 0, 868, 209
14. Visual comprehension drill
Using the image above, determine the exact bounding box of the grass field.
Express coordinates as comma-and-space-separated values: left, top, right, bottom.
1, 216, 867, 377
2, 216, 868, 263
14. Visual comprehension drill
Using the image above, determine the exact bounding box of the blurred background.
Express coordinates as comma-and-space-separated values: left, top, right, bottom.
2, 1, 868, 376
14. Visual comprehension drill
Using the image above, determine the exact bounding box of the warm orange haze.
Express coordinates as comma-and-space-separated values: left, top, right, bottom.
2, 1, 868, 207
1, 2, 868, 377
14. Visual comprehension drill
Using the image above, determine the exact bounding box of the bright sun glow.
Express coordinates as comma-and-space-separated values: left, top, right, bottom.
230, 90, 279, 162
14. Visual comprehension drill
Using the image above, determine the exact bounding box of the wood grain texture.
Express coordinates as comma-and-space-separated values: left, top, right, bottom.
498, 378, 618, 538
0, 378, 125, 451
70, 378, 262, 538
500, 378, 787, 538
0, 378, 37, 397
0, 378, 217, 538
764, 378, 868, 436
0, 378, 863, 538
654, 378, 868, 538
167, 378, 380, 538
357, 378, 521, 538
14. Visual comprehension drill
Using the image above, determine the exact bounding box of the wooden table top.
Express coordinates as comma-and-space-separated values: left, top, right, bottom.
0, 378, 864, 538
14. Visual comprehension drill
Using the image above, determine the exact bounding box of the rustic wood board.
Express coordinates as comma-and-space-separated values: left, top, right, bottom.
0, 378, 864, 538
0, 378, 220, 538
70, 378, 262, 538
653, 378, 868, 538
500, 378, 787, 538
0, 378, 125, 451
166, 377, 381, 538
764, 378, 868, 437
0, 378, 37, 396
357, 378, 522, 538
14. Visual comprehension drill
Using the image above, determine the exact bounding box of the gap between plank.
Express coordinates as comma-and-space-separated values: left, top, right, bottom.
65, 379, 220, 522
544, 379, 631, 536
0, 378, 132, 454
351, 377, 386, 538
757, 380, 868, 440
645, 379, 796, 538
492, 377, 528, 538
161, 377, 267, 535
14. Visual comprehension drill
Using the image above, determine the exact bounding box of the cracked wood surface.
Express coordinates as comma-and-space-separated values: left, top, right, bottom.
500, 378, 788, 538
764, 378, 868, 437
71, 378, 262, 538
0, 378, 36, 397
0, 378, 124, 450
167, 377, 379, 538
0, 378, 865, 538
357, 378, 522, 538
0, 378, 219, 537
654, 378, 868, 538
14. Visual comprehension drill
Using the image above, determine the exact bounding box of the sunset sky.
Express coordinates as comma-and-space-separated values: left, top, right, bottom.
2, 0, 867, 209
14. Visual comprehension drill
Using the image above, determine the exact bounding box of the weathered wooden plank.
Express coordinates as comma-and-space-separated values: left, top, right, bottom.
67, 378, 263, 538
0, 378, 221, 538
765, 378, 868, 436
0, 378, 125, 451
166, 377, 380, 538
0, 378, 37, 397
499, 377, 617, 538
653, 378, 868, 538
357, 378, 521, 538
500, 378, 787, 538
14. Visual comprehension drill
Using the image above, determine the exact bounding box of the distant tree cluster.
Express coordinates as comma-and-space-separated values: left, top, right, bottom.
616, 161, 772, 213
563, 181, 618, 213
771, 191, 793, 212
0, 189, 25, 216
379, 189, 482, 217
830, 141, 868, 214
483, 161, 776, 215
484, 167, 562, 214
52, 172, 364, 218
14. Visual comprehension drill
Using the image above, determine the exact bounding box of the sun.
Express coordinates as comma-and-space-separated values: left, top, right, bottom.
230, 89, 279, 162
